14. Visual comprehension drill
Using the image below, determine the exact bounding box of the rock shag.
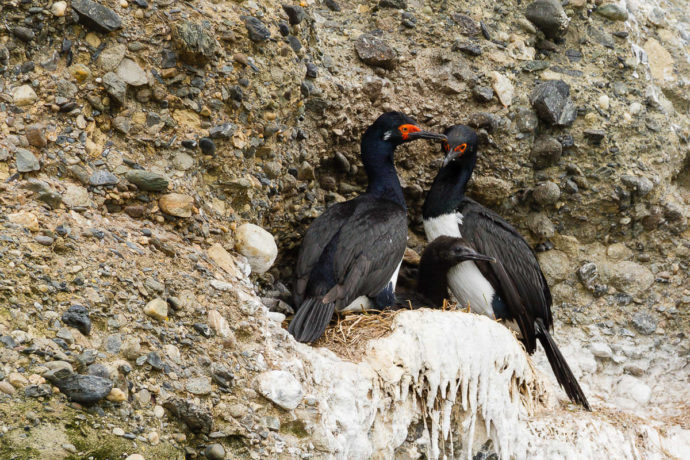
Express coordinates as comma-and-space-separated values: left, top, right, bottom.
421, 124, 591, 410
288, 112, 446, 343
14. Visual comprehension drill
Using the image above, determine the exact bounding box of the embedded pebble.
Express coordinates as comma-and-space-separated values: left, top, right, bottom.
258, 370, 303, 410
143, 298, 168, 321
234, 224, 278, 274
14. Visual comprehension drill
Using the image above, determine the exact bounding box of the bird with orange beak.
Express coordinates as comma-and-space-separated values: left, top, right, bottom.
288, 112, 446, 343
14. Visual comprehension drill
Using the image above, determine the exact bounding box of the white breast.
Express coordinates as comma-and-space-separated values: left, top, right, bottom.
447, 263, 496, 317
423, 212, 496, 317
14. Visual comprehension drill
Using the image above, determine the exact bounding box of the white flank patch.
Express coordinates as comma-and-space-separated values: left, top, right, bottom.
340, 296, 372, 312
339, 258, 403, 312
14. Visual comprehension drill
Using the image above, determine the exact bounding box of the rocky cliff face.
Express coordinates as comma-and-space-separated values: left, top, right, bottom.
0, 0, 688, 458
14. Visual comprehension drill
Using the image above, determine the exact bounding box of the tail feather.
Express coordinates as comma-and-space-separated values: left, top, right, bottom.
288, 297, 336, 343
535, 319, 591, 411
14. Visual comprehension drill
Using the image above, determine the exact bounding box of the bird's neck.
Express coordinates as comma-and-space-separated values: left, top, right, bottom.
417, 261, 452, 307
422, 157, 476, 219
361, 137, 406, 208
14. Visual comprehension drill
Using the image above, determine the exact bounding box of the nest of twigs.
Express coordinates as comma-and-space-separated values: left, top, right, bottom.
313, 299, 463, 361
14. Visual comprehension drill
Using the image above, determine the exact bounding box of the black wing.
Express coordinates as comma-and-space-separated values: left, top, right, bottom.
459, 198, 552, 352
324, 198, 407, 308
289, 197, 407, 343
293, 199, 357, 306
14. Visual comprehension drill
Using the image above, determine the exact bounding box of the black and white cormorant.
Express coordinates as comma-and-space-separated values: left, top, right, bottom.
416, 236, 495, 308
288, 112, 446, 343
421, 125, 591, 410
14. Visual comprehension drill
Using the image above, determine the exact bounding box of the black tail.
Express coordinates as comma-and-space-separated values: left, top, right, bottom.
288, 297, 336, 343
535, 318, 591, 411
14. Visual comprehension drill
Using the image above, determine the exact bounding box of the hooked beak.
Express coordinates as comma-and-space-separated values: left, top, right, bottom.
442, 150, 460, 167
457, 248, 495, 264
406, 130, 447, 142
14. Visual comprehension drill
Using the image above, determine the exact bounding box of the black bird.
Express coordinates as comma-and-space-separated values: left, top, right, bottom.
289, 112, 446, 343
421, 125, 591, 410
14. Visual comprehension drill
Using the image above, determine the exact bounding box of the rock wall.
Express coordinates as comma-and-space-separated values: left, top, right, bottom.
0, 0, 689, 458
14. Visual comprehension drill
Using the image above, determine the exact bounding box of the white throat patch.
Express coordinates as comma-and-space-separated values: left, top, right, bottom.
423, 212, 464, 241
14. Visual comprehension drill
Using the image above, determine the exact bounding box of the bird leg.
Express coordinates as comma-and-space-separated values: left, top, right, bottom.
465, 301, 471, 314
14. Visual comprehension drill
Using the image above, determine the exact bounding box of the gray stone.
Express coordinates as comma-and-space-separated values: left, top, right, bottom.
51, 374, 113, 405
282, 4, 307, 25
325, 0, 341, 11
125, 170, 169, 192
173, 152, 195, 171
103, 72, 126, 105
205, 444, 225, 460
588, 25, 615, 49
531, 135, 562, 169
13, 26, 35, 42
62, 305, 91, 335
209, 123, 237, 139
163, 398, 213, 434
525, 0, 570, 39
530, 80, 577, 127
258, 370, 303, 410
621, 175, 654, 196
589, 342, 613, 359
71, 0, 122, 33
584, 129, 606, 145
173, 21, 218, 65
380, 0, 406, 8
596, 4, 629, 21
537, 249, 570, 282
526, 212, 555, 239
98, 44, 126, 71
244, 16, 271, 42
35, 235, 55, 246
57, 79, 78, 98
186, 376, 212, 395
355, 34, 398, 70
116, 58, 148, 86
606, 261, 654, 296
63, 183, 91, 208
532, 182, 561, 205
211, 364, 234, 389
631, 312, 657, 335
86, 364, 111, 380
454, 41, 482, 56
37, 192, 63, 210
516, 107, 539, 133
472, 85, 494, 102
25, 384, 52, 398
105, 334, 122, 354
451, 13, 481, 36
15, 148, 40, 172
112, 116, 131, 134
89, 170, 119, 186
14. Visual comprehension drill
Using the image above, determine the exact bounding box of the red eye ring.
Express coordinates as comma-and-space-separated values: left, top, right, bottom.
454, 143, 468, 153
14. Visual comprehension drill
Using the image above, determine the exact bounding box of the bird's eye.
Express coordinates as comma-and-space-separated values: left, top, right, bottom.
401, 126, 408, 132
454, 143, 468, 153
